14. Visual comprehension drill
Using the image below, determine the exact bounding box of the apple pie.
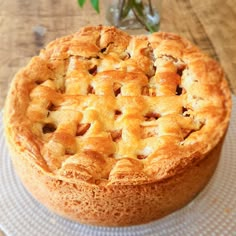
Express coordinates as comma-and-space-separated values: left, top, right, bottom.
4, 26, 232, 226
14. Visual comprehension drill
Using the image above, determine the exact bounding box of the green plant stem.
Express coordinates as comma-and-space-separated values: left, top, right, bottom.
131, 7, 155, 33
117, 0, 126, 27
148, 0, 154, 15
77, 0, 158, 33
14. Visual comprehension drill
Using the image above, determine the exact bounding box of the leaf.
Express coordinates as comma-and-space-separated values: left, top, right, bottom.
90, 0, 100, 13
77, 0, 86, 8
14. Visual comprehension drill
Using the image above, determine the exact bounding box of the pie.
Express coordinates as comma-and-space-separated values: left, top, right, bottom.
4, 26, 232, 226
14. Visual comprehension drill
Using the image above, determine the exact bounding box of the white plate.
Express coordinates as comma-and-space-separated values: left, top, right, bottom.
0, 96, 236, 236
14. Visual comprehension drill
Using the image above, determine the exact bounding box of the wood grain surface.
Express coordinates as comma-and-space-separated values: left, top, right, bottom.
0, 0, 235, 109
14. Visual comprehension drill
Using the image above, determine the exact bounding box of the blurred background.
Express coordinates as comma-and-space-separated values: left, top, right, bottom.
0, 0, 236, 109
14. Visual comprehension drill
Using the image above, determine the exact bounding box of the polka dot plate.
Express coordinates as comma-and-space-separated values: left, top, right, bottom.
0, 96, 235, 236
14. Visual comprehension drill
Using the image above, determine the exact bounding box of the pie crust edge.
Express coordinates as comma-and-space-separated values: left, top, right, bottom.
3, 26, 232, 226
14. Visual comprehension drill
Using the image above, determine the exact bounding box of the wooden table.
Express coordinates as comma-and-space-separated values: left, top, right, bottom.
0, 0, 236, 110
0, 2, 235, 235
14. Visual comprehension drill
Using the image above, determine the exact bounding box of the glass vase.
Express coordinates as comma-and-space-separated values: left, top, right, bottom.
105, 0, 162, 34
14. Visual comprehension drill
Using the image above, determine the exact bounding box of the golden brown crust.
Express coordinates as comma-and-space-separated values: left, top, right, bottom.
3, 26, 232, 225
9, 135, 223, 226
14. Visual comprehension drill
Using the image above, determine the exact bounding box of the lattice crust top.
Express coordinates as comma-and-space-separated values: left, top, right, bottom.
5, 26, 231, 185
